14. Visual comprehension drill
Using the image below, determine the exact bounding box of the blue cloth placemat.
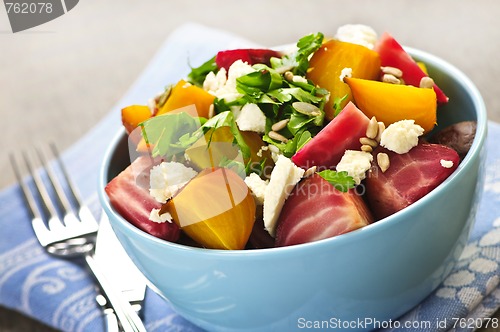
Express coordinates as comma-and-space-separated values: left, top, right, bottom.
1, 23, 499, 332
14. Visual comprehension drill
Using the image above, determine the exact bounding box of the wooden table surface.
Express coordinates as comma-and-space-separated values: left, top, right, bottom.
1, 0, 499, 330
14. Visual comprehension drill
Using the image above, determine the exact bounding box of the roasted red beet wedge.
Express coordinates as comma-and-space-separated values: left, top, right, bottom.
365, 143, 460, 220
275, 174, 373, 247
375, 32, 449, 104
291, 102, 370, 170
105, 156, 181, 242
215, 49, 281, 70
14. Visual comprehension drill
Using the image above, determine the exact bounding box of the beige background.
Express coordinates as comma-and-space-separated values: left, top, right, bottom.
1, 0, 499, 331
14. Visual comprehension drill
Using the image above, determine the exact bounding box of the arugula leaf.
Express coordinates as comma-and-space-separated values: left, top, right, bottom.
263, 129, 311, 158
139, 110, 251, 162
294, 32, 324, 76
333, 94, 349, 117
219, 155, 268, 179
236, 72, 267, 101
198, 111, 251, 159
213, 97, 248, 113
140, 112, 202, 157
252, 64, 283, 90
288, 112, 316, 135
219, 156, 246, 178
246, 157, 268, 177
187, 56, 217, 87
236, 65, 284, 102
269, 32, 323, 76
317, 170, 356, 193
296, 130, 312, 151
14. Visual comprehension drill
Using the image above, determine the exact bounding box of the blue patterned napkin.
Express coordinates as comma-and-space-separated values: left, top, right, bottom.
1, 23, 499, 332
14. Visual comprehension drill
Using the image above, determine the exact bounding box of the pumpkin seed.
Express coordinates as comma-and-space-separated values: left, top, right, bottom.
292, 102, 322, 117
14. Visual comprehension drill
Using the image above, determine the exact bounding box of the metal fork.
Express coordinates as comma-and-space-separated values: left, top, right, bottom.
10, 144, 147, 332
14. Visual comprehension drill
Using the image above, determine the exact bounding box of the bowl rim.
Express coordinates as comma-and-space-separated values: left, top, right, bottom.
98, 46, 488, 258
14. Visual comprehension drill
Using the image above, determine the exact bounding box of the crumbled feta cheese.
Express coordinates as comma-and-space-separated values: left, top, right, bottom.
236, 103, 266, 133
440, 159, 454, 168
334, 24, 378, 49
244, 173, 269, 205
150, 162, 198, 203
228, 60, 256, 81
380, 120, 425, 154
336, 150, 373, 185
263, 155, 305, 237
149, 208, 173, 223
208, 60, 256, 102
339, 67, 352, 82
203, 68, 227, 93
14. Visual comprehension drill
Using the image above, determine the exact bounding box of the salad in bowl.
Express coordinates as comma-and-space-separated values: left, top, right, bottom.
105, 24, 475, 250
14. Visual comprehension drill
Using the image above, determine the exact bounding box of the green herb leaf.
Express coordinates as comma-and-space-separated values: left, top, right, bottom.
245, 157, 268, 178
219, 156, 246, 178
263, 129, 312, 158
294, 32, 324, 76
236, 65, 284, 102
200, 111, 251, 159
213, 97, 248, 113
333, 94, 349, 117
140, 112, 202, 157
187, 56, 217, 87
287, 112, 316, 135
296, 130, 312, 151
252, 64, 283, 90
317, 170, 356, 193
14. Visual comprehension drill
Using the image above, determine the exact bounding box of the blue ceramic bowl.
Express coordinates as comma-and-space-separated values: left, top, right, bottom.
98, 48, 487, 332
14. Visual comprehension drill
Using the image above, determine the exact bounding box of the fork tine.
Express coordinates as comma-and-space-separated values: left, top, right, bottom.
10, 152, 52, 245
9, 153, 43, 220
22, 150, 58, 218
50, 143, 98, 229
50, 143, 83, 208
36, 145, 82, 228
36, 146, 73, 216
22, 150, 66, 233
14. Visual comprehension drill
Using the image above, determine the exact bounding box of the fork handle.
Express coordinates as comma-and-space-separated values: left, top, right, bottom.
85, 253, 147, 332
104, 310, 120, 332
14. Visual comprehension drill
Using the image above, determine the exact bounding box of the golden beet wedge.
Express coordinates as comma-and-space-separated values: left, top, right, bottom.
165, 167, 256, 250
307, 40, 381, 120
157, 79, 215, 118
121, 105, 152, 134
345, 77, 437, 133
